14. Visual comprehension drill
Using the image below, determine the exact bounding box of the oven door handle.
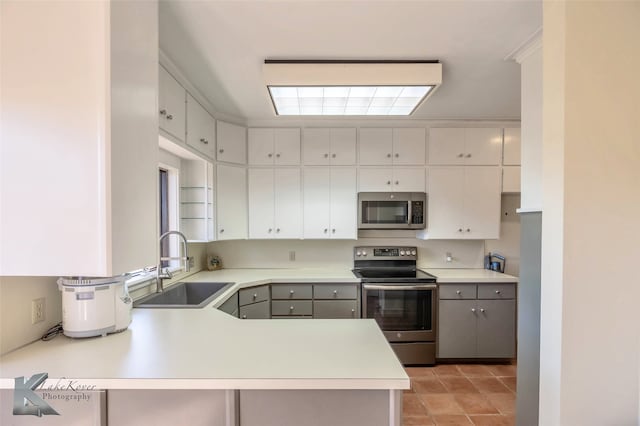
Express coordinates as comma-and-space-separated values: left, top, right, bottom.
362, 284, 437, 291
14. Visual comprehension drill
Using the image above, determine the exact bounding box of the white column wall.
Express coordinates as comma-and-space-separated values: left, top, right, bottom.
540, 2, 640, 425
519, 48, 543, 211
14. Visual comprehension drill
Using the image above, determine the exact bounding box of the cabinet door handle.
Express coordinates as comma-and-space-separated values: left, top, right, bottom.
332, 153, 336, 158
456, 290, 461, 295
333, 290, 338, 295
471, 308, 476, 313
323, 228, 328, 233
466, 153, 472, 158
387, 180, 391, 185
395, 180, 399, 185
219, 148, 225, 154
219, 228, 225, 233
253, 294, 258, 299
480, 308, 485, 313
495, 290, 501, 294
466, 228, 471, 232
395, 153, 399, 158
242, 315, 247, 319
200, 138, 208, 144
276, 228, 280, 233
351, 309, 356, 314
166, 114, 173, 120
276, 153, 281, 158
458, 228, 463, 232
458, 153, 464, 158
324, 153, 329, 158
290, 290, 295, 295
289, 306, 294, 311
159, 109, 167, 116
387, 153, 392, 158
332, 229, 336, 233
268, 153, 273, 158
268, 228, 272, 233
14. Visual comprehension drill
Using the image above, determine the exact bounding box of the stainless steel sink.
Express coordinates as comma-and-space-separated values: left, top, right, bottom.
134, 282, 233, 309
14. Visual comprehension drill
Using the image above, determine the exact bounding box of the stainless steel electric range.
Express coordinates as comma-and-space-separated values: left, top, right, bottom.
353, 246, 437, 365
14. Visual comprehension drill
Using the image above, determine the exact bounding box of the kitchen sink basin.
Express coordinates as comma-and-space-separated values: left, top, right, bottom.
134, 281, 233, 309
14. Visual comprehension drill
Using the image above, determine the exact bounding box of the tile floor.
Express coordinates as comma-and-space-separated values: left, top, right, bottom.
402, 363, 517, 426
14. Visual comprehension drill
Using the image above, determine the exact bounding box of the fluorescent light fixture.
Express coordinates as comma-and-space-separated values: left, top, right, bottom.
264, 60, 442, 116
268, 86, 433, 116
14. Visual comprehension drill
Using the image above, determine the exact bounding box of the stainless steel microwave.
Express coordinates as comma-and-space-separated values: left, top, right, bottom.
358, 192, 427, 230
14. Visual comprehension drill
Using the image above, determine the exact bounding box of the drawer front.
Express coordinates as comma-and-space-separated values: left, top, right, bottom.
271, 316, 312, 319
439, 284, 477, 300
313, 283, 358, 300
218, 293, 238, 316
239, 285, 270, 306
271, 284, 313, 300
477, 283, 516, 300
271, 300, 313, 316
313, 300, 359, 319
239, 300, 270, 319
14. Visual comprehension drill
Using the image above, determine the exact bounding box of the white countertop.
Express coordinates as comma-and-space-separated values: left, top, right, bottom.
427, 268, 518, 283
0, 268, 405, 390
0, 267, 517, 390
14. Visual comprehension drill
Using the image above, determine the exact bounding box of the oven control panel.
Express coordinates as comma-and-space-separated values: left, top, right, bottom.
354, 246, 417, 259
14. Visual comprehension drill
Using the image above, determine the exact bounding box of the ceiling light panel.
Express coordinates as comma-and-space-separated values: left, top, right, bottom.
263, 60, 441, 116
268, 86, 434, 116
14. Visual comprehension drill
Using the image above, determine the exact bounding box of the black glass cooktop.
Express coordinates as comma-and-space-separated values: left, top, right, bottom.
352, 268, 436, 283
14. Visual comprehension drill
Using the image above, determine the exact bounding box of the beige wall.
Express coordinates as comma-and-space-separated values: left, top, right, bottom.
540, 2, 640, 425
0, 277, 62, 355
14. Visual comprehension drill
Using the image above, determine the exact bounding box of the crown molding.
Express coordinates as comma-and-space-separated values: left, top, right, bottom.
504, 28, 543, 64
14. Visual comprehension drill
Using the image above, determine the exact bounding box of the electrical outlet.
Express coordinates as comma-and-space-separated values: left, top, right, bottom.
32, 298, 45, 324
188, 256, 195, 268
289, 251, 296, 261
446, 252, 453, 263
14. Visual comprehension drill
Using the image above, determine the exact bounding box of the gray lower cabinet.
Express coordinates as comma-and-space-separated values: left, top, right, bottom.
314, 300, 359, 319
238, 285, 271, 319
438, 300, 477, 358
218, 293, 239, 318
240, 300, 270, 319
272, 300, 313, 316
438, 283, 516, 359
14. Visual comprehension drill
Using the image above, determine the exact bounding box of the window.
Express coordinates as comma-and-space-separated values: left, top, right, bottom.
158, 165, 179, 269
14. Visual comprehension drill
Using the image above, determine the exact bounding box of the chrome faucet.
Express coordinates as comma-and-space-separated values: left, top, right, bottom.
157, 230, 190, 293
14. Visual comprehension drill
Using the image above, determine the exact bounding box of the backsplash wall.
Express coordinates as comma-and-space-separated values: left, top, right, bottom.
0, 276, 62, 355
207, 238, 486, 270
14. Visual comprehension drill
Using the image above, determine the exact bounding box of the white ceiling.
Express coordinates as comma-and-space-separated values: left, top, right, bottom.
159, 1, 541, 121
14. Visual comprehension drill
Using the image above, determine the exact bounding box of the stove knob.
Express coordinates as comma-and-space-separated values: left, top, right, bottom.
356, 251, 362, 257
400, 250, 405, 256
411, 250, 416, 256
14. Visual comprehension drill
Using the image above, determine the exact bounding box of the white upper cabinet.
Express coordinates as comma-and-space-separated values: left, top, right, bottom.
159, 66, 186, 141
216, 164, 248, 240
217, 121, 247, 165
303, 128, 357, 165
248, 128, 300, 165
392, 128, 426, 165
186, 93, 215, 159
426, 167, 501, 239
502, 166, 521, 193
0, 1, 158, 276
359, 128, 425, 165
358, 168, 426, 192
359, 128, 393, 165
503, 128, 521, 165
429, 128, 502, 165
303, 168, 357, 239
248, 168, 301, 239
